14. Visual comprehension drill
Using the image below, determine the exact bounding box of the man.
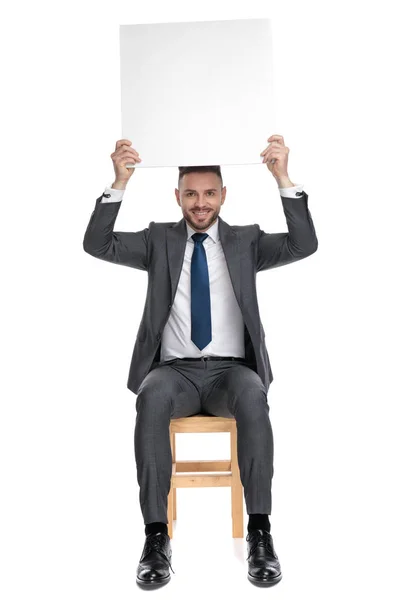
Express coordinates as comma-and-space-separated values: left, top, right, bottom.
83, 135, 318, 588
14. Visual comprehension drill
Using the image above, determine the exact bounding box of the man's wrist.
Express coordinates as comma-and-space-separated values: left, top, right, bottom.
275, 176, 294, 188
111, 180, 128, 190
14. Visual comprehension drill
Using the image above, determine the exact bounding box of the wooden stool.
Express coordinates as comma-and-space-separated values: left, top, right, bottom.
167, 414, 244, 539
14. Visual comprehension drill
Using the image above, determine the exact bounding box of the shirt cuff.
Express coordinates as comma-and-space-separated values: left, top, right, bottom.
100, 182, 125, 203
278, 183, 305, 198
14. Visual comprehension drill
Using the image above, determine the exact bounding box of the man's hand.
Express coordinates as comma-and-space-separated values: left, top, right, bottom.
111, 139, 142, 185
260, 134, 293, 187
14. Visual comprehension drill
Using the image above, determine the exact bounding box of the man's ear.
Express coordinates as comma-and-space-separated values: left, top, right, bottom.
221, 185, 227, 204
175, 188, 181, 206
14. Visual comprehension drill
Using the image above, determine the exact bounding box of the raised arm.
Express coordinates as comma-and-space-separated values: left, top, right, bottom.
83, 194, 152, 271
82, 139, 150, 270
256, 192, 318, 272
257, 134, 318, 272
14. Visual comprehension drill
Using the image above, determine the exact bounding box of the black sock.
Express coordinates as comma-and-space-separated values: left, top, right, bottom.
247, 513, 270, 533
145, 521, 168, 536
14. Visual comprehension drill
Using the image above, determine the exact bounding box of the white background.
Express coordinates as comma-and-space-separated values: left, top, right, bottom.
1, 1, 399, 599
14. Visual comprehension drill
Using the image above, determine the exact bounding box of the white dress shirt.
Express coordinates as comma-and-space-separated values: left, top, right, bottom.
98, 181, 305, 360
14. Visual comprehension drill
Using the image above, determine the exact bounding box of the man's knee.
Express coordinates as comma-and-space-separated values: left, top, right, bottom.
136, 368, 177, 413
234, 384, 269, 417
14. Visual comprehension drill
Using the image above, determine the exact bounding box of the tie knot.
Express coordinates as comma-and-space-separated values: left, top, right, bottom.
192, 233, 209, 244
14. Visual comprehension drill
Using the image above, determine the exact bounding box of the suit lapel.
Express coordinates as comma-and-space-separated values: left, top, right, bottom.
166, 216, 242, 309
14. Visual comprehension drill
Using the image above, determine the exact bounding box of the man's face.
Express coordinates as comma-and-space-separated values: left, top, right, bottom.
175, 172, 226, 233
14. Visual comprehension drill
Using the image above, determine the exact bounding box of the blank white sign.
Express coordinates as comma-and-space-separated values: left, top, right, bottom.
120, 18, 275, 168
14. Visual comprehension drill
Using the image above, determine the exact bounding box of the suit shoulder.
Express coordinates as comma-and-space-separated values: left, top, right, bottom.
230, 224, 257, 233
231, 223, 259, 241
148, 221, 178, 229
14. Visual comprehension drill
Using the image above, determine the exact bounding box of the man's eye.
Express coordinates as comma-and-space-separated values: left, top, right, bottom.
186, 191, 214, 196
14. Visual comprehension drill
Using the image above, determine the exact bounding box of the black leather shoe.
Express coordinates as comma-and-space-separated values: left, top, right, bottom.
246, 529, 282, 586
136, 531, 175, 587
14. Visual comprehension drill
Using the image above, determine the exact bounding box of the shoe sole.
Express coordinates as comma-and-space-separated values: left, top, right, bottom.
247, 572, 282, 586
136, 573, 171, 587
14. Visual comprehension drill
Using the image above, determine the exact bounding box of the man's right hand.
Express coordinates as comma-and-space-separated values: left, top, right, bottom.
111, 139, 141, 186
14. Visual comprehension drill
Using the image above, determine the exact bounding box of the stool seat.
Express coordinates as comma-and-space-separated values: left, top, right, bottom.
167, 413, 244, 538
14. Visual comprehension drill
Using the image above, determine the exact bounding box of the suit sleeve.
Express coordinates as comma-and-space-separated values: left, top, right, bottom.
83, 194, 152, 271
256, 191, 318, 272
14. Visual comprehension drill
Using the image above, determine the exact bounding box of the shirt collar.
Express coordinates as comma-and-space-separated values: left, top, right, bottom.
186, 216, 219, 243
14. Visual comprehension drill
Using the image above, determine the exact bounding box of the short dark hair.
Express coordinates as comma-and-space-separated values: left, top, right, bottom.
178, 165, 223, 189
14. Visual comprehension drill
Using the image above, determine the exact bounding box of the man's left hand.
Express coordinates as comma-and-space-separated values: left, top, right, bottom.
260, 134, 292, 184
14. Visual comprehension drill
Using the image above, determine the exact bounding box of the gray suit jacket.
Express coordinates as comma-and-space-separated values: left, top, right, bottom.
83, 192, 318, 395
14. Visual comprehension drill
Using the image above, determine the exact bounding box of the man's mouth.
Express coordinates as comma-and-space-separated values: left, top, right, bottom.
193, 210, 211, 217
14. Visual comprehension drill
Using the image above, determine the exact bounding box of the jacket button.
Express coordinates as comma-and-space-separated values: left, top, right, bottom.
156, 333, 161, 340
168, 304, 172, 309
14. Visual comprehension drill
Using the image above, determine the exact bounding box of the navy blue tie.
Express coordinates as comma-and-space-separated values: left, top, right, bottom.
191, 233, 211, 350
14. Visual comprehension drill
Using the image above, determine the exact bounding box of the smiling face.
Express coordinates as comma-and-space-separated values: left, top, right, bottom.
175, 171, 226, 233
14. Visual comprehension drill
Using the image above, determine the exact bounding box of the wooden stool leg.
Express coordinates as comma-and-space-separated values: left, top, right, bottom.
167, 430, 175, 539
172, 431, 177, 520
230, 422, 244, 538
167, 485, 174, 539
